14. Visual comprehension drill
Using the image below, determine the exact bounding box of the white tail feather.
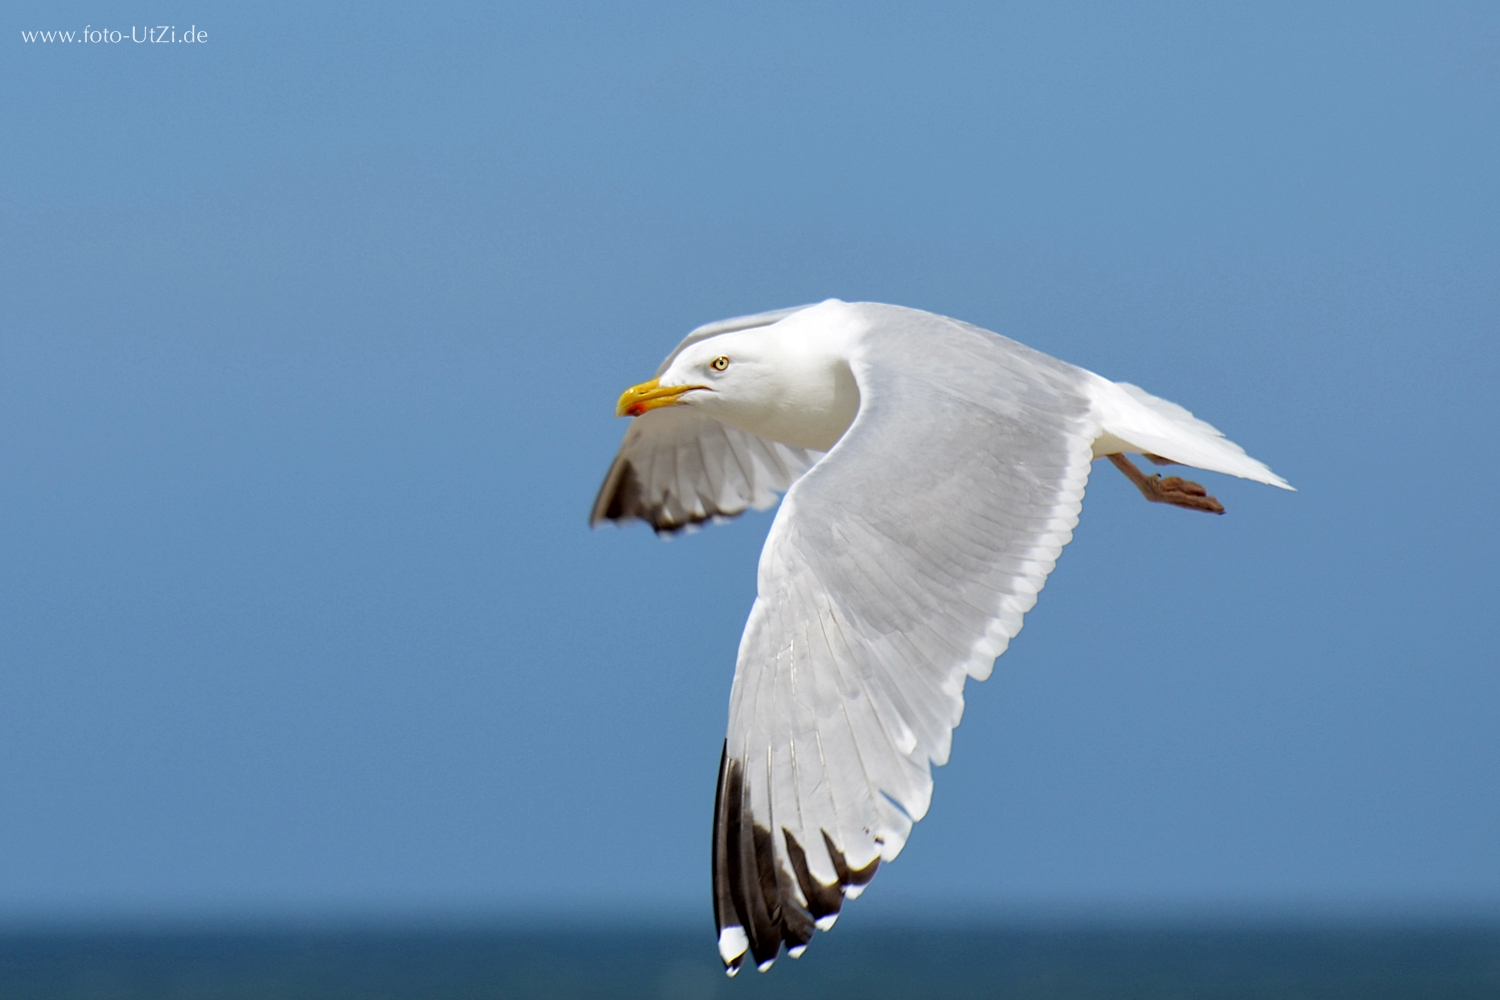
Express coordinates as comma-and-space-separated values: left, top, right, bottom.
1089, 377, 1293, 490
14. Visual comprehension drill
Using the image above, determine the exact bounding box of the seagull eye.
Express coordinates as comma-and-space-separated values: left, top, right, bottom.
710, 356, 730, 372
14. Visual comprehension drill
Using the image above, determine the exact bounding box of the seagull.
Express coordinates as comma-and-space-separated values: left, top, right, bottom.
591, 300, 1291, 975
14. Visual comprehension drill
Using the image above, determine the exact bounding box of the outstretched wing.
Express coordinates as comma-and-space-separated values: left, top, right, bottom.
591, 306, 820, 533
713, 305, 1100, 973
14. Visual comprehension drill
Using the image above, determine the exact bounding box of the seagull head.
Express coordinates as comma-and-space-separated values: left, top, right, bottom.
615, 303, 864, 452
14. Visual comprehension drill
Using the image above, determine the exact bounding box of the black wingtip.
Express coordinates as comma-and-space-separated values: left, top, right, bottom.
713, 747, 880, 973
822, 829, 879, 888
589, 455, 638, 528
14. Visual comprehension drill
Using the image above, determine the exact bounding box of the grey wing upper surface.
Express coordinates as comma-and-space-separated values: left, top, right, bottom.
591, 306, 822, 533
712, 304, 1101, 973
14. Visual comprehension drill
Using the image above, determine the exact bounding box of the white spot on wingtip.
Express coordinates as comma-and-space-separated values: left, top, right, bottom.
718, 925, 748, 964
757, 958, 776, 972
815, 914, 838, 931
845, 884, 866, 900
788, 944, 807, 958
724, 965, 739, 978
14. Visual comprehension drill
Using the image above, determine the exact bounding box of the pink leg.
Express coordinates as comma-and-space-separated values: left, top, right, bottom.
1107, 454, 1225, 515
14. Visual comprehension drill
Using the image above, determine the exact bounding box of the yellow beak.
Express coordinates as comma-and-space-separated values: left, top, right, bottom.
616, 378, 703, 417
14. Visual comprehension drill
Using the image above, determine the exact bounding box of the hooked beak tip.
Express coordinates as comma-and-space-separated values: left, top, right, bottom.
615, 378, 702, 417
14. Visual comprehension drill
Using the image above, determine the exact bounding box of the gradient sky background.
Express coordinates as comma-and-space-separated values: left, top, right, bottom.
2, 2, 1497, 925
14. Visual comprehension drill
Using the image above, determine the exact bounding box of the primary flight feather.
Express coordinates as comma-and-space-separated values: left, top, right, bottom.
591, 301, 1290, 975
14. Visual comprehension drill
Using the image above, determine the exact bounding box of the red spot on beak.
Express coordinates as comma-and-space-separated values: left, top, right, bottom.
626, 402, 646, 417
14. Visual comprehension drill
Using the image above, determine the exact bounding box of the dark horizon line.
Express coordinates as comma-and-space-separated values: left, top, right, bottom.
4, 901, 1499, 937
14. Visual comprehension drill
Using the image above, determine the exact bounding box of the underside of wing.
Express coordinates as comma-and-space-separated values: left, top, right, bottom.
590, 406, 822, 533
713, 304, 1100, 974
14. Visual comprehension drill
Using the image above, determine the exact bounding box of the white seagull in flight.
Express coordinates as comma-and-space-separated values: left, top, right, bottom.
591, 301, 1290, 975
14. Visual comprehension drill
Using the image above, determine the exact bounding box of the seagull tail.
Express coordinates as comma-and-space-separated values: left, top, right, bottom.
1089, 377, 1293, 490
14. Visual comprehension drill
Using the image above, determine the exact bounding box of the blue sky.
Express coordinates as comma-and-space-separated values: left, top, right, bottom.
2, 2, 1497, 923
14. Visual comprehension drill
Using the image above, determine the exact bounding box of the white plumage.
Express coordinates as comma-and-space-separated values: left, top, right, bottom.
593, 301, 1290, 975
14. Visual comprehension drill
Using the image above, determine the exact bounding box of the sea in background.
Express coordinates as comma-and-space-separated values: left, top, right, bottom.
3, 920, 1498, 999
